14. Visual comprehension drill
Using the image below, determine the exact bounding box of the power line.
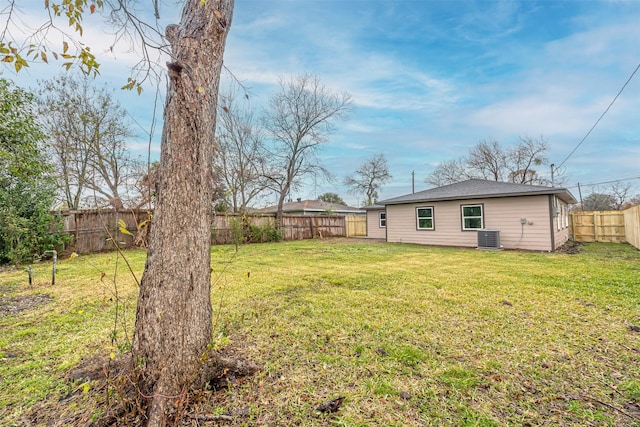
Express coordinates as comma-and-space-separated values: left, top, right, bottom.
566, 175, 640, 189
557, 62, 640, 170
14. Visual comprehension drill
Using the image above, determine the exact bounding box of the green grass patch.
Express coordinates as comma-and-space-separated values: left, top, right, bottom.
1, 241, 640, 425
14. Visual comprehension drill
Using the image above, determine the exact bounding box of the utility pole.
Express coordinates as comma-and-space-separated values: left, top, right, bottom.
577, 182, 584, 211
412, 170, 415, 193
550, 164, 555, 187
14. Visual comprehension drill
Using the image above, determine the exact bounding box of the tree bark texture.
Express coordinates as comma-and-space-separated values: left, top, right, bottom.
131, 1, 233, 425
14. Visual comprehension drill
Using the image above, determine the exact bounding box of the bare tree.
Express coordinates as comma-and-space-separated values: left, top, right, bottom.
628, 193, 640, 208
426, 136, 552, 187
467, 139, 507, 181
507, 136, 549, 185
609, 181, 635, 210
132, 160, 160, 210
39, 73, 137, 209
3, 1, 239, 425
262, 73, 352, 226
344, 153, 392, 206
582, 191, 616, 211
131, 3, 237, 424
215, 88, 269, 212
425, 159, 471, 187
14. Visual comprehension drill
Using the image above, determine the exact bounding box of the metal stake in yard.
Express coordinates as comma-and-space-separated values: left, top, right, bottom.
26, 265, 33, 286
44, 250, 57, 285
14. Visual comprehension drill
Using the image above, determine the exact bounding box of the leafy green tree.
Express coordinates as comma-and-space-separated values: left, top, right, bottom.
318, 192, 346, 205
0, 79, 64, 265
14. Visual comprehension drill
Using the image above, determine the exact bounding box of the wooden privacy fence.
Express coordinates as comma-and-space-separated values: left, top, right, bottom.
570, 206, 640, 249
346, 216, 367, 237
58, 209, 361, 254
570, 210, 625, 243
60, 209, 150, 254
624, 205, 640, 249
281, 215, 347, 240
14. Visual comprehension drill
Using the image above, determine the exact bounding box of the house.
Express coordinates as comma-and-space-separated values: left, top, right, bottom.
363, 205, 387, 239
368, 179, 577, 251
259, 199, 365, 216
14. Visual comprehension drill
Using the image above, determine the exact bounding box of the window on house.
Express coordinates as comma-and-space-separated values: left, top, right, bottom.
557, 205, 562, 231
379, 212, 386, 228
416, 207, 434, 230
461, 204, 483, 230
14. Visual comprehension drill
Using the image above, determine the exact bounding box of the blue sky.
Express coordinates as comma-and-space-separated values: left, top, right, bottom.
5, 0, 640, 207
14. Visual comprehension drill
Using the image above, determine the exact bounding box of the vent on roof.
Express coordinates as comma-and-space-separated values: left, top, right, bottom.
477, 229, 501, 250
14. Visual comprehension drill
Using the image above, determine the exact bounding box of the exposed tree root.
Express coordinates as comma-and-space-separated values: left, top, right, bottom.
20, 350, 259, 427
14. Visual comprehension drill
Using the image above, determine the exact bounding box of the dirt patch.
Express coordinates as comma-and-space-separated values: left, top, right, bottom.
556, 241, 583, 254
0, 294, 53, 317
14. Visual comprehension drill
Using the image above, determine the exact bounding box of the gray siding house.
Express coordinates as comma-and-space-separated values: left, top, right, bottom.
368, 179, 576, 251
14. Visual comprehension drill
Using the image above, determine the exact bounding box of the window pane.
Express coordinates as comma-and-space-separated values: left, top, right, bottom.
463, 206, 481, 216
464, 218, 482, 229
417, 208, 432, 218
418, 218, 433, 229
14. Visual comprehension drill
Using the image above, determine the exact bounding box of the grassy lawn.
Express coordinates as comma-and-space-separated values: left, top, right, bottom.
1, 239, 639, 426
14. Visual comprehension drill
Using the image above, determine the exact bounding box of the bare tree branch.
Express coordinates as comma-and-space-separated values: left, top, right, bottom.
344, 154, 392, 206
262, 73, 353, 225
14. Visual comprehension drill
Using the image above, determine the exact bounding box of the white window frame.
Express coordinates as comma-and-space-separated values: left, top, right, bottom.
416, 206, 434, 230
378, 211, 386, 228
557, 204, 562, 231
461, 204, 484, 230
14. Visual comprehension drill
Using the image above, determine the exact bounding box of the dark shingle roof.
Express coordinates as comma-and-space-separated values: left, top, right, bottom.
378, 179, 577, 205
259, 199, 363, 214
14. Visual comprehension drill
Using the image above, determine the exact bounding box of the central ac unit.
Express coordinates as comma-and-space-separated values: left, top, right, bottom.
477, 229, 501, 249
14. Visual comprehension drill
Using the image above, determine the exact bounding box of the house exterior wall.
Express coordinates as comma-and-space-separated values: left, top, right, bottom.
366, 209, 387, 239
552, 196, 571, 249
385, 195, 560, 251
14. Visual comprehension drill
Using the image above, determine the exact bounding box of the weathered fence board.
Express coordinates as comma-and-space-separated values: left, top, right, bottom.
570, 210, 626, 243
346, 216, 367, 237
58, 210, 357, 253
281, 215, 346, 240
60, 209, 150, 253
624, 205, 640, 250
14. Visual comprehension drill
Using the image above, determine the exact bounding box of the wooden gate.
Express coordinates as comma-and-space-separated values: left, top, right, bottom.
346, 216, 367, 237
570, 211, 625, 243
624, 205, 640, 249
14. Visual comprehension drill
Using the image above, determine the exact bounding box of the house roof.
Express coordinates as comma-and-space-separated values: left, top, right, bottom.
361, 204, 385, 210
378, 179, 577, 205
258, 199, 364, 214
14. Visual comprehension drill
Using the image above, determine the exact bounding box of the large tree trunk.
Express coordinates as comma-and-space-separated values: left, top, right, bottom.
131, 1, 233, 425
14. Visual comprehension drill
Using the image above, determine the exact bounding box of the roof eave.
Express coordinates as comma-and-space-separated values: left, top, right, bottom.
380, 189, 577, 205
